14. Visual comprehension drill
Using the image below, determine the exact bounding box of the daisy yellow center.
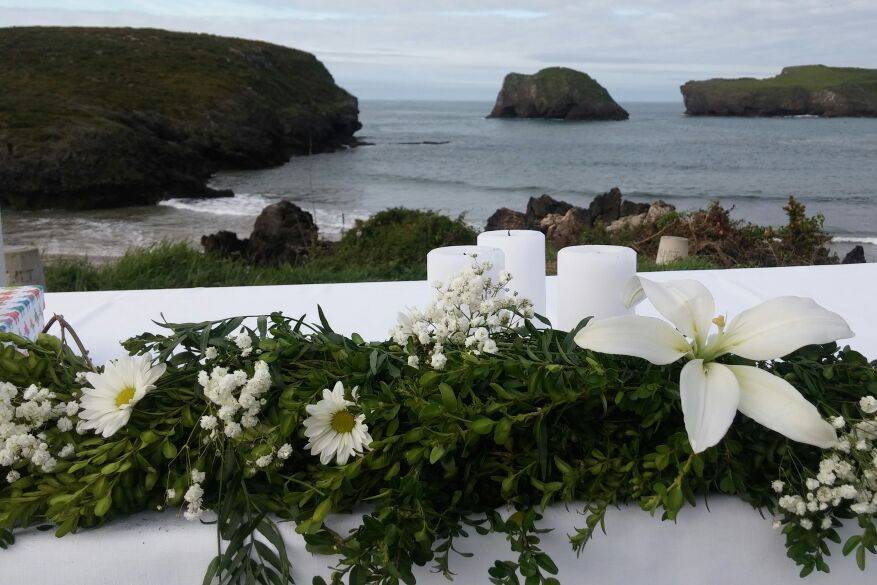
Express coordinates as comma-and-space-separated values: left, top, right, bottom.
330, 409, 356, 434
115, 386, 137, 408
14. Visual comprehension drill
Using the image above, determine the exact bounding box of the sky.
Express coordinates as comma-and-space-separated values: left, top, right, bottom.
1, 1, 876, 102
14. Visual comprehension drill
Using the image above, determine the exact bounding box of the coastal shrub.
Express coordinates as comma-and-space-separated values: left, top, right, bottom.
329, 208, 477, 273
595, 197, 835, 268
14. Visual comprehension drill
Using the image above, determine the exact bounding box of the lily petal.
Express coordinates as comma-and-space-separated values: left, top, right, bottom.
621, 276, 645, 309
640, 278, 715, 347
679, 360, 740, 453
727, 365, 837, 448
711, 297, 853, 360
574, 315, 690, 365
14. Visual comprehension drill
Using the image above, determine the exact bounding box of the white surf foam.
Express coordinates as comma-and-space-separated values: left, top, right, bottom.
158, 193, 370, 239
159, 193, 275, 216
832, 235, 877, 245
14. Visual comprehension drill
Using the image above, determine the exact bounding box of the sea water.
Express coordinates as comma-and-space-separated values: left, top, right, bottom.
5, 101, 877, 259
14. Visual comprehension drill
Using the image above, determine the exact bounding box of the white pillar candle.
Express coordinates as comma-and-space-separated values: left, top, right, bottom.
477, 230, 546, 314
426, 245, 505, 288
556, 245, 637, 331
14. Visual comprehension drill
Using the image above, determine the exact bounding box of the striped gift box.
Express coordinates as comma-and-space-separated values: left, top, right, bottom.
0, 285, 45, 341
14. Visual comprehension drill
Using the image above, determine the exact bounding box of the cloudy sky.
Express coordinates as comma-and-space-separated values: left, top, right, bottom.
2, 1, 876, 101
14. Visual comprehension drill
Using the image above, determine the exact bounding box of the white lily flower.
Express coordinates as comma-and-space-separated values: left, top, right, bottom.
574, 277, 852, 453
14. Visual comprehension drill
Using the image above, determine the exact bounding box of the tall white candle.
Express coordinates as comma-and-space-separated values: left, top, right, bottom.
556, 245, 636, 330
426, 245, 505, 288
477, 230, 545, 314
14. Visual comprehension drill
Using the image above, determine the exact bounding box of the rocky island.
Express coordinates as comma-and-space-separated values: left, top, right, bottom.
0, 27, 361, 209
488, 67, 628, 121
681, 65, 877, 117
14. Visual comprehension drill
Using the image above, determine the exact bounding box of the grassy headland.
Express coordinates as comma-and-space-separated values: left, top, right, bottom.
45, 199, 839, 292
0, 27, 360, 208
681, 65, 877, 116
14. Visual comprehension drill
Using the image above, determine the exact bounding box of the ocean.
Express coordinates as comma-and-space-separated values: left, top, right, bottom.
4, 101, 877, 260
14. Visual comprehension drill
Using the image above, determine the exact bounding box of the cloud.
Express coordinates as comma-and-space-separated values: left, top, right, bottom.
1, 1, 876, 101
440, 10, 548, 19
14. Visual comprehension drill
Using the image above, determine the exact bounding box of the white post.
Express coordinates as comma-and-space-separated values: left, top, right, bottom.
656, 236, 690, 265
0, 205, 6, 287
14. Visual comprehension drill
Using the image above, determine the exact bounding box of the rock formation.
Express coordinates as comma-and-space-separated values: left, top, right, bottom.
0, 27, 361, 209
841, 245, 866, 264
485, 208, 526, 231
525, 195, 574, 229
201, 201, 318, 265
488, 67, 629, 121
681, 65, 877, 117
606, 201, 674, 233
485, 188, 672, 248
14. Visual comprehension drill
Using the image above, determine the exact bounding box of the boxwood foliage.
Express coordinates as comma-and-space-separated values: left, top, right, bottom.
0, 313, 875, 584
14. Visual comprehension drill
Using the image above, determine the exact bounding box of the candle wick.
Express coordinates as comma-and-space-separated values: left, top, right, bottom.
507, 229, 511, 236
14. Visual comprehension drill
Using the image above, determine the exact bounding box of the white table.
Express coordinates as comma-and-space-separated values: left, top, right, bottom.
43, 264, 877, 364
5, 264, 876, 584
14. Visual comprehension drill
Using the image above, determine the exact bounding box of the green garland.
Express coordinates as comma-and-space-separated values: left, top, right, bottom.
1, 313, 876, 584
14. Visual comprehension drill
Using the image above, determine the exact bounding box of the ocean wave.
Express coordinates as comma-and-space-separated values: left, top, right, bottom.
158, 193, 275, 216
158, 193, 369, 238
832, 235, 877, 245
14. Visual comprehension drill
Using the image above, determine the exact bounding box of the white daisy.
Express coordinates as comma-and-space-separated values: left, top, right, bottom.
302, 381, 372, 465
79, 354, 166, 438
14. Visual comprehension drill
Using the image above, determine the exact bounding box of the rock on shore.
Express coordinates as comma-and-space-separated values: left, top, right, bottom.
486, 188, 673, 248
201, 200, 318, 265
488, 67, 628, 121
0, 27, 361, 209
681, 65, 877, 117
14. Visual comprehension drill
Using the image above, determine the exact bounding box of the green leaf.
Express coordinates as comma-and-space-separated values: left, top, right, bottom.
161, 441, 177, 459
843, 535, 862, 556
469, 417, 495, 435
438, 383, 457, 410
312, 498, 333, 523
429, 444, 446, 464
94, 494, 112, 517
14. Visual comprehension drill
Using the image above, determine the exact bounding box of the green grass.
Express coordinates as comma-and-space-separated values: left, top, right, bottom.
45, 242, 425, 291
46, 209, 478, 292
695, 64, 877, 91
0, 26, 353, 150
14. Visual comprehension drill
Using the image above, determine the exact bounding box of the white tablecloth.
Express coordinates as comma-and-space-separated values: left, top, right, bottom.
4, 264, 876, 585
43, 263, 877, 364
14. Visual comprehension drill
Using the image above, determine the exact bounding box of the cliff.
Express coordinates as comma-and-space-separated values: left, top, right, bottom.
681, 65, 877, 117
488, 67, 628, 121
0, 27, 361, 209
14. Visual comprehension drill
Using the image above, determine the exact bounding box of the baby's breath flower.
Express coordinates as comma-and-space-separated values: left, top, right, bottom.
391, 259, 533, 369
771, 480, 785, 493
860, 395, 877, 414
277, 443, 293, 460
831, 416, 845, 429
